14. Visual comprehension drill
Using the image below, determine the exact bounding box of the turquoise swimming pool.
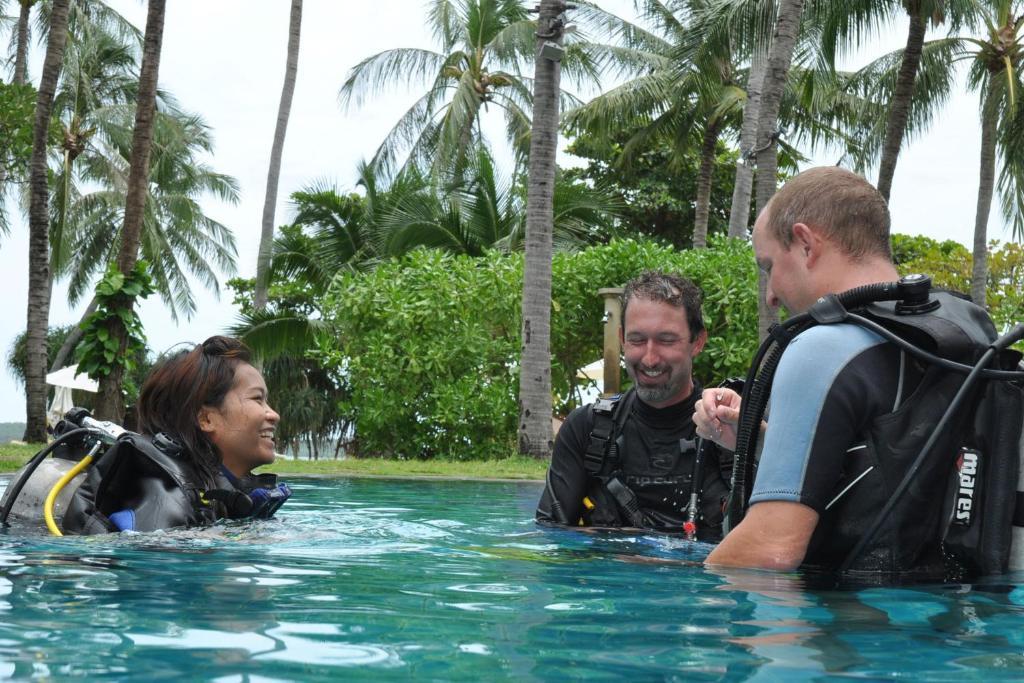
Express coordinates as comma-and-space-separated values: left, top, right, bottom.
0, 475, 1022, 680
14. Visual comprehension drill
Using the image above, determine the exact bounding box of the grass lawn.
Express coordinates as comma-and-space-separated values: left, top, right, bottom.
0, 442, 548, 481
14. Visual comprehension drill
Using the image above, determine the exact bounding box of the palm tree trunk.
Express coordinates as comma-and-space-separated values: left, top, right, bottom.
49, 297, 98, 372
23, 0, 71, 443
728, 48, 766, 238
693, 118, 722, 248
255, 0, 302, 312
518, 0, 564, 459
971, 77, 998, 307
876, 12, 926, 202
95, 0, 166, 422
14, 0, 33, 85
754, 0, 804, 341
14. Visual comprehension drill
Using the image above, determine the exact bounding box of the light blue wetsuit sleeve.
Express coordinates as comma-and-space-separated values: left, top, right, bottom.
749, 324, 886, 506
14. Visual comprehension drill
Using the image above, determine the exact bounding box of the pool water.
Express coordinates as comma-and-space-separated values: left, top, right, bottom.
1, 476, 1023, 681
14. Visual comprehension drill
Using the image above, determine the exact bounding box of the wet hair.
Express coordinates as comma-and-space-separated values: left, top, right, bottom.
136, 336, 253, 486
621, 271, 705, 341
766, 166, 892, 260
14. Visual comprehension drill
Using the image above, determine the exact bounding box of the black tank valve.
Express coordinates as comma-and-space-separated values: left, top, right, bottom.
895, 273, 940, 315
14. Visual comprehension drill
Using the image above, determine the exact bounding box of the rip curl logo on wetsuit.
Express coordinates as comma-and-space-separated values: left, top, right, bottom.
624, 474, 689, 487
953, 449, 980, 526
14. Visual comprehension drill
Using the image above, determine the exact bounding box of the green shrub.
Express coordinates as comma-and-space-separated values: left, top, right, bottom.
321, 249, 521, 460
320, 232, 1024, 460
892, 233, 972, 293
321, 238, 760, 460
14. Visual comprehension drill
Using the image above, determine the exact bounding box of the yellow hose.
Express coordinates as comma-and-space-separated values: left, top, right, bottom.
43, 452, 95, 537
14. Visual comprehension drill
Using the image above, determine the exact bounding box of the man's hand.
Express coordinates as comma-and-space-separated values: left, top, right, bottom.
694, 387, 742, 451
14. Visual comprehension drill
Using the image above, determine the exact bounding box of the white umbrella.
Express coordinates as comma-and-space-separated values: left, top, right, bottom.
576, 358, 604, 381
47, 386, 75, 429
45, 364, 99, 392
45, 364, 98, 429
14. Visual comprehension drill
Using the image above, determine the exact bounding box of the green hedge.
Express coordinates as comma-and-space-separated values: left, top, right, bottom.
315, 233, 1024, 461
320, 237, 759, 460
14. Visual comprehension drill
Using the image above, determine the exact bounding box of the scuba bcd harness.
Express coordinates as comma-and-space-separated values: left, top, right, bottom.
582, 388, 725, 534
582, 390, 647, 527
0, 408, 291, 536
725, 274, 1024, 576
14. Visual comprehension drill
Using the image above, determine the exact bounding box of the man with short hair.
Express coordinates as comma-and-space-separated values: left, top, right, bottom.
537, 271, 731, 540
695, 166, 1003, 576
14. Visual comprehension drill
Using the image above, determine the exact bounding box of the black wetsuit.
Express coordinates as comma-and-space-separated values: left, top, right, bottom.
536, 387, 731, 541
749, 291, 1020, 578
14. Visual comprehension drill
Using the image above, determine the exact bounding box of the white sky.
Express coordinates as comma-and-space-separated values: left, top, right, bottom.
0, 1, 1005, 422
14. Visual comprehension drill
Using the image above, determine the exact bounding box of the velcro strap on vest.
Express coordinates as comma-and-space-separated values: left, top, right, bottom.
584, 423, 612, 475
1014, 492, 1024, 527
584, 397, 620, 476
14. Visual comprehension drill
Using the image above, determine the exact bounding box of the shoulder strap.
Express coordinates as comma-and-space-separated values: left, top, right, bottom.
583, 389, 636, 477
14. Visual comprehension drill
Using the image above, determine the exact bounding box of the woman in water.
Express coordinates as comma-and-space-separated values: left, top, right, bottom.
62, 336, 291, 534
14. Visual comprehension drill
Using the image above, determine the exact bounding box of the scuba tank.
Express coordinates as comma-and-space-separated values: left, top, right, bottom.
0, 408, 121, 532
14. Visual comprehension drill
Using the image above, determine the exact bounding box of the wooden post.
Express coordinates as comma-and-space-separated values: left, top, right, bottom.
598, 287, 623, 396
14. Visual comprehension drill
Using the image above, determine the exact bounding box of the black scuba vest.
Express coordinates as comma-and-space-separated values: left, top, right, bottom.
581, 388, 730, 539
800, 291, 1024, 578
62, 432, 288, 535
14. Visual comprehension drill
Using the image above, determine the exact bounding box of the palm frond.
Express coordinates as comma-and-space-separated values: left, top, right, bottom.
338, 47, 449, 110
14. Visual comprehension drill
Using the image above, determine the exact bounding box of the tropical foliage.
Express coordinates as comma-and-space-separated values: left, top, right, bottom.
0, 81, 38, 184
317, 237, 760, 460
564, 127, 742, 247
5, 324, 151, 417
75, 260, 155, 403
337, 0, 605, 180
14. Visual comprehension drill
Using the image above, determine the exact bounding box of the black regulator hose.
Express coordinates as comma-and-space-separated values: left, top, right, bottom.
725, 334, 790, 533
0, 428, 91, 526
724, 281, 909, 533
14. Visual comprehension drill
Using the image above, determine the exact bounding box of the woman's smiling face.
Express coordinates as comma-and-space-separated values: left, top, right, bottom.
198, 362, 280, 478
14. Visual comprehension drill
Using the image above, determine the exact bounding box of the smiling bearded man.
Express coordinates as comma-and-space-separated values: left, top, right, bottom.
536, 271, 732, 540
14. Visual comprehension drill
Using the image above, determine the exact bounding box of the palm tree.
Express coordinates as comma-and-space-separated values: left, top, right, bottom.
338, 0, 598, 182
58, 107, 239, 311
680, 0, 807, 336
44, 33, 238, 372
963, 1, 1024, 305
817, 0, 977, 201
48, 28, 137, 273
751, 0, 805, 340
679, 0, 777, 238
94, 0, 165, 421
518, 0, 567, 459
23, 0, 70, 442
753, 0, 805, 214
855, 1, 1024, 306
11, 0, 142, 84
12, 0, 36, 85
566, 0, 750, 248
255, 0, 302, 312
